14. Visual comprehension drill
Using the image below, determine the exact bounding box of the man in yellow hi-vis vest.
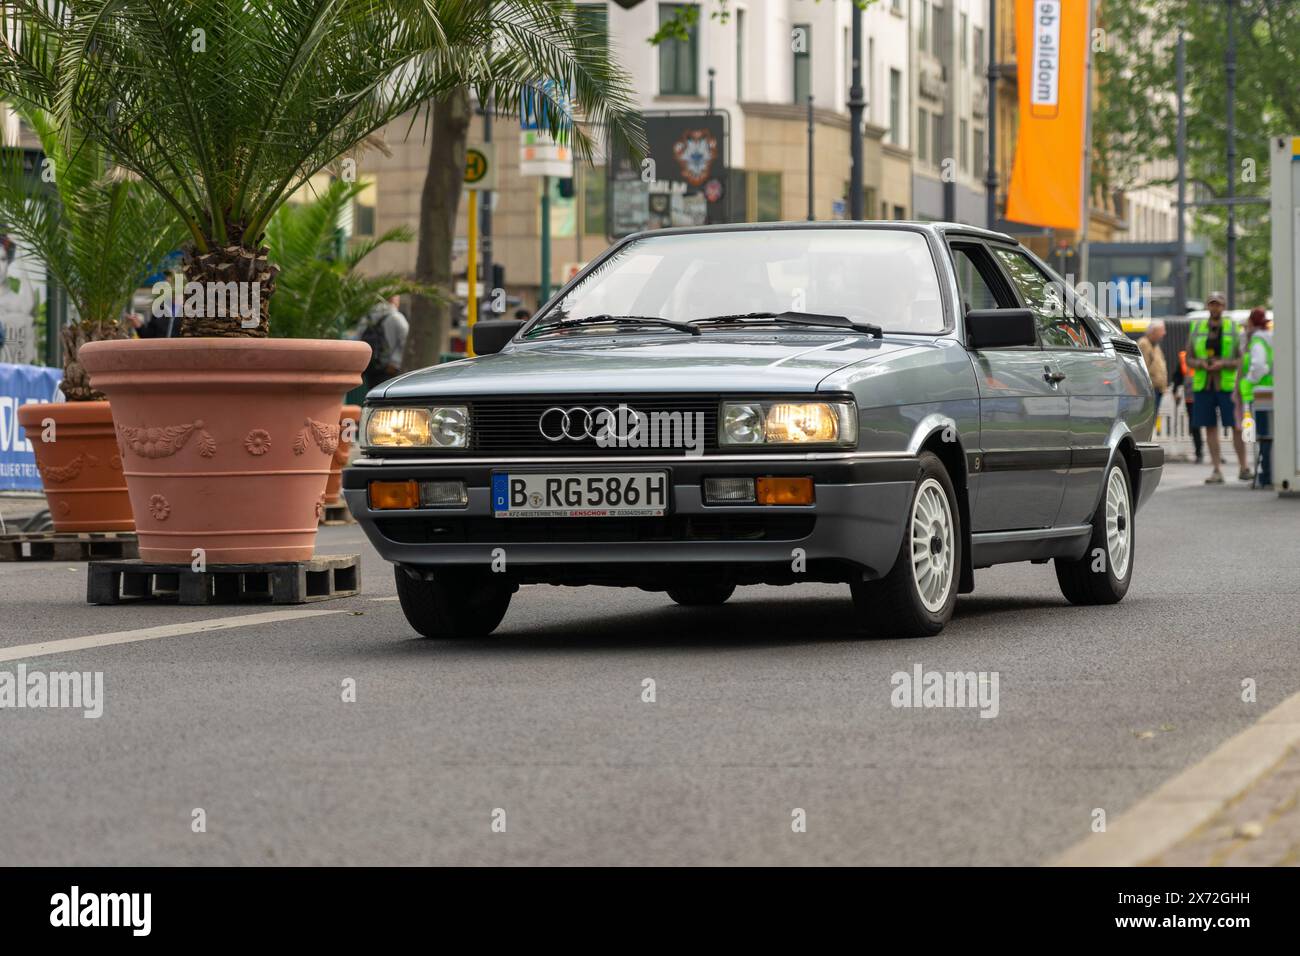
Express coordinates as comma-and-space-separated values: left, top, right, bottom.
1238, 307, 1274, 489
1188, 292, 1252, 484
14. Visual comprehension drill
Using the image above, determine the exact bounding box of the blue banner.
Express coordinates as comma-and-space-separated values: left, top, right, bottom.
0, 362, 63, 491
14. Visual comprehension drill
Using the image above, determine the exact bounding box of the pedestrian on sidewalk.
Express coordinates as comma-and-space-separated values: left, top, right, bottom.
1174, 348, 1203, 463
1237, 307, 1274, 489
1137, 319, 1168, 423
1188, 292, 1251, 484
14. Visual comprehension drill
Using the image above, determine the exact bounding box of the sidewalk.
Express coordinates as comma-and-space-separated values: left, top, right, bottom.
1152, 745, 1300, 866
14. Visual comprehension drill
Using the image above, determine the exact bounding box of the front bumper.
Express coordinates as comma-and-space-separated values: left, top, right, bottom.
343, 454, 919, 584
1135, 442, 1164, 510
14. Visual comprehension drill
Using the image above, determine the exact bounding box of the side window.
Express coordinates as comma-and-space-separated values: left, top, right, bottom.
992, 247, 1097, 349
951, 243, 1012, 313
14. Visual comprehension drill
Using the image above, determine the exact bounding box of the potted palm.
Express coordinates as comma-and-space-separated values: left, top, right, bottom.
1, 0, 642, 563
2, 107, 184, 531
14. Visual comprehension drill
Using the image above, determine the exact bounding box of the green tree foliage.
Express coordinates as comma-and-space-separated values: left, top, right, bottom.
265, 179, 435, 341
0, 107, 185, 397
1092, 0, 1297, 305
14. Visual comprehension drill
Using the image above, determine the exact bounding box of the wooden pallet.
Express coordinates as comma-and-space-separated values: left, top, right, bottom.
87, 553, 361, 606
0, 530, 139, 563
320, 501, 355, 526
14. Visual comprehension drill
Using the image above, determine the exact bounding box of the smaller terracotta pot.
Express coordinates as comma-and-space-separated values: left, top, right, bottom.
324, 405, 362, 506
17, 401, 134, 532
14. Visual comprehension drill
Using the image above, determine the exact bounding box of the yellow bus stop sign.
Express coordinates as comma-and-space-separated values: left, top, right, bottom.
464, 146, 495, 190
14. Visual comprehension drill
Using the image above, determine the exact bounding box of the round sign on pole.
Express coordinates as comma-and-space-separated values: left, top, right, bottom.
464, 145, 495, 190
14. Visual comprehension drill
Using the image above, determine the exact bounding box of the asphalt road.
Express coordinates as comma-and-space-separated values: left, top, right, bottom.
1, 462, 1296, 866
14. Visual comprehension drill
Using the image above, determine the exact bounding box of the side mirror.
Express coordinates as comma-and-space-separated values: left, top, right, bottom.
471, 319, 520, 356
965, 308, 1038, 350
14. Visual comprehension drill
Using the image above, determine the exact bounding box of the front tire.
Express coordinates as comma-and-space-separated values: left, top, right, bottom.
394, 566, 513, 638
1054, 461, 1133, 605
666, 582, 735, 606
852, 451, 961, 638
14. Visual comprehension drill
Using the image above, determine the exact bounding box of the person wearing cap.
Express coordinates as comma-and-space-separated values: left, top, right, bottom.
1237, 307, 1274, 489
1188, 292, 1251, 484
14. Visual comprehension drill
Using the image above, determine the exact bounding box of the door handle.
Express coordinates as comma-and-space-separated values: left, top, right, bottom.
1044, 370, 1067, 384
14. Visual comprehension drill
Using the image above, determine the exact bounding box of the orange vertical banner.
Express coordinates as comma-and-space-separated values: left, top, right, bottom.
1005, 0, 1089, 230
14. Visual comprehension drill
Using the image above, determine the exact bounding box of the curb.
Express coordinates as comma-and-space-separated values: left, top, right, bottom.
1050, 691, 1300, 866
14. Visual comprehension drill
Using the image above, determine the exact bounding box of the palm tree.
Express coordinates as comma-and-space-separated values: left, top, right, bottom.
0, 106, 185, 399
0, 0, 643, 339
265, 178, 435, 341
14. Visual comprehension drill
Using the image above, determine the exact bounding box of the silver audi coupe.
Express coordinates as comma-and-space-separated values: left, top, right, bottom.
345, 222, 1163, 639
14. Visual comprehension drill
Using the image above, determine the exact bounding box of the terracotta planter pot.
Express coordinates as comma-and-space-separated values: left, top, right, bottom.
79, 338, 369, 564
16, 400, 134, 532
323, 405, 362, 506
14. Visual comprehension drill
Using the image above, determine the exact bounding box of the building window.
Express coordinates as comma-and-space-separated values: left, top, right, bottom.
973, 25, 985, 73
353, 179, 376, 236
894, 204, 906, 220
974, 127, 986, 179
583, 165, 605, 235
576, 3, 608, 49
930, 2, 941, 56
658, 4, 699, 96
889, 69, 901, 145
867, 37, 875, 116
959, 118, 969, 171
755, 172, 782, 221
932, 112, 943, 168
736, 9, 745, 99
917, 106, 928, 162
793, 23, 812, 104
918, 1, 930, 53
960, 12, 968, 65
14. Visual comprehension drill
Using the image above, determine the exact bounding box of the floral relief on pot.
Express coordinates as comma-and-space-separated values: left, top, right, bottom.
293, 418, 340, 456
244, 429, 272, 456
118, 420, 217, 459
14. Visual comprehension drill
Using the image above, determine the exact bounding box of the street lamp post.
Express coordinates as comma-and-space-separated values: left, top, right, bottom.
807, 94, 815, 221
848, 1, 864, 220
1174, 30, 1187, 317
985, 0, 998, 230
1225, 0, 1237, 308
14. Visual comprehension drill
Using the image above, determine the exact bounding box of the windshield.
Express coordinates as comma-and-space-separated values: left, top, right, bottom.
538, 228, 947, 334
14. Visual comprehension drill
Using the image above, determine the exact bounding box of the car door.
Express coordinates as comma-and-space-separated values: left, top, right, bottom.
950, 239, 1069, 532
987, 245, 1118, 528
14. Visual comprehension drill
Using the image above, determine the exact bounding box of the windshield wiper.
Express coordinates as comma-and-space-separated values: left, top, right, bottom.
690, 311, 883, 339
526, 314, 701, 337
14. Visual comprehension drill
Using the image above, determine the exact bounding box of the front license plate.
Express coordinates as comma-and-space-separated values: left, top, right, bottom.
492, 472, 669, 518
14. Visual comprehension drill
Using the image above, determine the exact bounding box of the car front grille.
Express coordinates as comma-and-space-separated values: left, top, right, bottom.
467, 395, 720, 457
376, 514, 815, 544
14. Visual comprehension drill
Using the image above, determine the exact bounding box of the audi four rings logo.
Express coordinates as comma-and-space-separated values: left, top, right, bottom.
536, 403, 706, 454
539, 406, 644, 442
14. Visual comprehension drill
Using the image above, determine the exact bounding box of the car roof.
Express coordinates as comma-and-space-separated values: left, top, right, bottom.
620, 220, 1018, 244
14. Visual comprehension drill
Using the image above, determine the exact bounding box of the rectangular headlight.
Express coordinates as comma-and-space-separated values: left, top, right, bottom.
721, 401, 856, 447
363, 406, 469, 448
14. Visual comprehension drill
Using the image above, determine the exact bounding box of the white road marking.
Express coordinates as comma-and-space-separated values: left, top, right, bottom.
369, 596, 399, 602
0, 608, 347, 664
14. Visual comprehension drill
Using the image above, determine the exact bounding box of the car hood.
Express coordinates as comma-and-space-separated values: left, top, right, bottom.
373, 334, 925, 398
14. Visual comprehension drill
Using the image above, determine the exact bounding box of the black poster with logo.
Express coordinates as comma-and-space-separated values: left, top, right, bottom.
608, 112, 730, 239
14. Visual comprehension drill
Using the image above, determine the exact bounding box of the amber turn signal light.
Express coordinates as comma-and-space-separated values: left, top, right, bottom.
368, 479, 420, 510
755, 476, 814, 505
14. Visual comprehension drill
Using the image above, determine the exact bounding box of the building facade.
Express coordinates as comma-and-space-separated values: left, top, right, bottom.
358, 0, 918, 311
